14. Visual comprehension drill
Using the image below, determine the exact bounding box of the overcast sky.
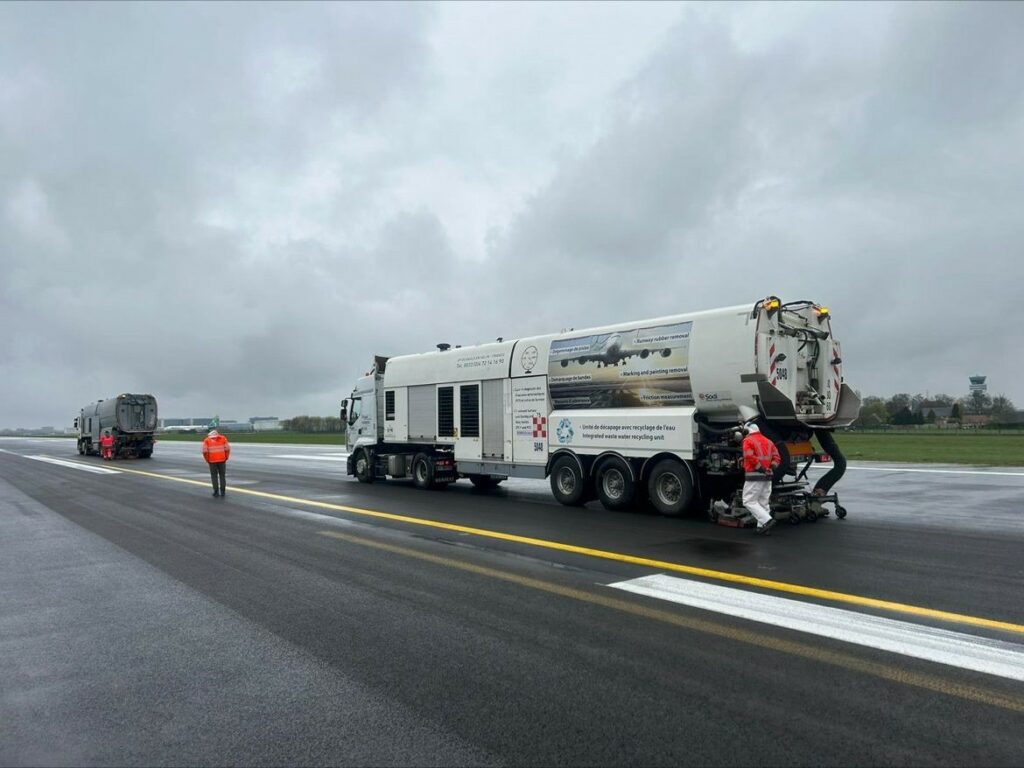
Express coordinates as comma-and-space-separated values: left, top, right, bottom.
2, 1, 1022, 428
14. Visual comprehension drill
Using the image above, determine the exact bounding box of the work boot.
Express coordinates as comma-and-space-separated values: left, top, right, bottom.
755, 519, 776, 536
212, 491, 220, 497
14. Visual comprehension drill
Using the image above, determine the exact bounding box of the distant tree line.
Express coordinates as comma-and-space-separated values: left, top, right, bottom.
281, 416, 345, 433
856, 391, 1018, 427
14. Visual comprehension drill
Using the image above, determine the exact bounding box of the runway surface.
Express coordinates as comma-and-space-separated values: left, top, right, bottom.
2, 437, 1023, 765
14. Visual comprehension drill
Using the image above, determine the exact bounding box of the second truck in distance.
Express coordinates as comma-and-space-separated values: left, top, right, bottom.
76, 393, 158, 459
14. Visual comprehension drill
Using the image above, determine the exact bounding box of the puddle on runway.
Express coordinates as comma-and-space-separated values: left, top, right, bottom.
670, 537, 753, 559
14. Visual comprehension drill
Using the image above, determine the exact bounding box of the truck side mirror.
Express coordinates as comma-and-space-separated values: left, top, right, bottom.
339, 401, 348, 422
73, 418, 79, 429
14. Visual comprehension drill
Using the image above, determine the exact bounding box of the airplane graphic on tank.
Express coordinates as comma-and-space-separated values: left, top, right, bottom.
558, 333, 672, 368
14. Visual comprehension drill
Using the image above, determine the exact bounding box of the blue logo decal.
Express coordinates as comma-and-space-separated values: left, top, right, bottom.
556, 418, 574, 444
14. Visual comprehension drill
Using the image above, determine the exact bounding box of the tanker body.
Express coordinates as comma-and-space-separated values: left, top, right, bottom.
342, 297, 860, 522
76, 393, 158, 458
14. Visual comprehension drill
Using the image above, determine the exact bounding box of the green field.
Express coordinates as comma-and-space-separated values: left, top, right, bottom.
155, 431, 346, 446
831, 431, 1024, 466
30, 429, 1022, 466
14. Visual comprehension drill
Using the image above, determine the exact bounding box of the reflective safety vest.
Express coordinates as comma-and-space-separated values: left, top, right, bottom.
202, 435, 231, 463
743, 432, 780, 480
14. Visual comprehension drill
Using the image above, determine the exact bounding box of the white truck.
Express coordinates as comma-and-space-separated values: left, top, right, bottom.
342, 297, 860, 523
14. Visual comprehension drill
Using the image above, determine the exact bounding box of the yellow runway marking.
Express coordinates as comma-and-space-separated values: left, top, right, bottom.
107, 463, 1024, 636
319, 530, 1024, 714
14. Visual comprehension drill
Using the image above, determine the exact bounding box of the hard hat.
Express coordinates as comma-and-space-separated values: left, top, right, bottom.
745, 423, 760, 434
208, 429, 219, 437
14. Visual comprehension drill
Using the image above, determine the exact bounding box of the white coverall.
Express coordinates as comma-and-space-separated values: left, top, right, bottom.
742, 476, 773, 526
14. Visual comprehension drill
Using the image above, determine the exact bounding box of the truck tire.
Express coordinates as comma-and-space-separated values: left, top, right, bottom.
596, 457, 635, 511
138, 450, 152, 459
647, 458, 694, 517
354, 449, 375, 484
77, 441, 85, 456
412, 453, 434, 490
550, 455, 586, 506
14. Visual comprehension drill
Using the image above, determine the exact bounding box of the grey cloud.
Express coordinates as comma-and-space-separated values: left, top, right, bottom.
483, 3, 1024, 401
1, 2, 439, 425
2, 2, 1023, 427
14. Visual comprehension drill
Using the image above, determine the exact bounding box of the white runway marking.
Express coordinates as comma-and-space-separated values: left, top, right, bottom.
609, 574, 1024, 682
277, 507, 362, 527
27, 455, 121, 475
268, 454, 350, 462
846, 465, 1024, 478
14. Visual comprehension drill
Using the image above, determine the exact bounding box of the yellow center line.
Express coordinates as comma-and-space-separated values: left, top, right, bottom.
319, 530, 1024, 715
107, 463, 1024, 636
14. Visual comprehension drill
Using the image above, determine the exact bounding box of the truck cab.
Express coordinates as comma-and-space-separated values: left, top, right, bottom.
343, 373, 381, 455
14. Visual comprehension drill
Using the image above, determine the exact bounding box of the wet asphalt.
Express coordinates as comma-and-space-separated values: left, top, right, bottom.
1, 437, 1023, 766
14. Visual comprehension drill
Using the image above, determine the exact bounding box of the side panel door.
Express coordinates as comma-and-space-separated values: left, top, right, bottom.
482, 379, 504, 460
454, 382, 482, 461
408, 385, 436, 440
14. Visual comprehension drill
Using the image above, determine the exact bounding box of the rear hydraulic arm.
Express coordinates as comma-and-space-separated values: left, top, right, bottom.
812, 429, 847, 496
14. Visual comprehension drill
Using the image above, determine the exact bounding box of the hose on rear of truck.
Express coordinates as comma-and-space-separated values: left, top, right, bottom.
697, 419, 744, 436
813, 429, 847, 495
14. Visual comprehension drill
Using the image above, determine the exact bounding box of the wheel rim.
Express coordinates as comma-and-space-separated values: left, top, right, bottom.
655, 472, 682, 506
356, 455, 368, 476
416, 460, 427, 483
602, 468, 625, 500
556, 466, 577, 496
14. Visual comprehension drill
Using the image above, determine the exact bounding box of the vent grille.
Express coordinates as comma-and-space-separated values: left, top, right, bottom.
460, 385, 479, 438
385, 390, 395, 421
438, 387, 455, 437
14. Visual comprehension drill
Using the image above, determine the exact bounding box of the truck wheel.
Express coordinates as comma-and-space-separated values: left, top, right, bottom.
354, 449, 375, 484
550, 455, 586, 506
596, 458, 635, 511
647, 459, 694, 517
138, 450, 152, 459
412, 453, 434, 490
77, 441, 85, 456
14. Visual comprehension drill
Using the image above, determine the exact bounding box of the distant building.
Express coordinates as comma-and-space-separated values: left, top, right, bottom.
217, 421, 254, 433
912, 402, 956, 426
160, 417, 213, 428
250, 417, 282, 432
919, 405, 954, 421
961, 414, 990, 428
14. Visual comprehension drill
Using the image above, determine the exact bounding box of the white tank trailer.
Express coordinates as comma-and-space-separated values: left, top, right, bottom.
342, 297, 860, 523
76, 393, 158, 459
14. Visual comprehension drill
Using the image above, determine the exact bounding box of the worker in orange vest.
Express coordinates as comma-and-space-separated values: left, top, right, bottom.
100, 430, 115, 461
742, 423, 781, 535
202, 429, 231, 497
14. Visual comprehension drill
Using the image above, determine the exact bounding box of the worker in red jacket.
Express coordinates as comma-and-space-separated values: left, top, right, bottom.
100, 430, 115, 461
742, 423, 781, 535
202, 429, 231, 497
